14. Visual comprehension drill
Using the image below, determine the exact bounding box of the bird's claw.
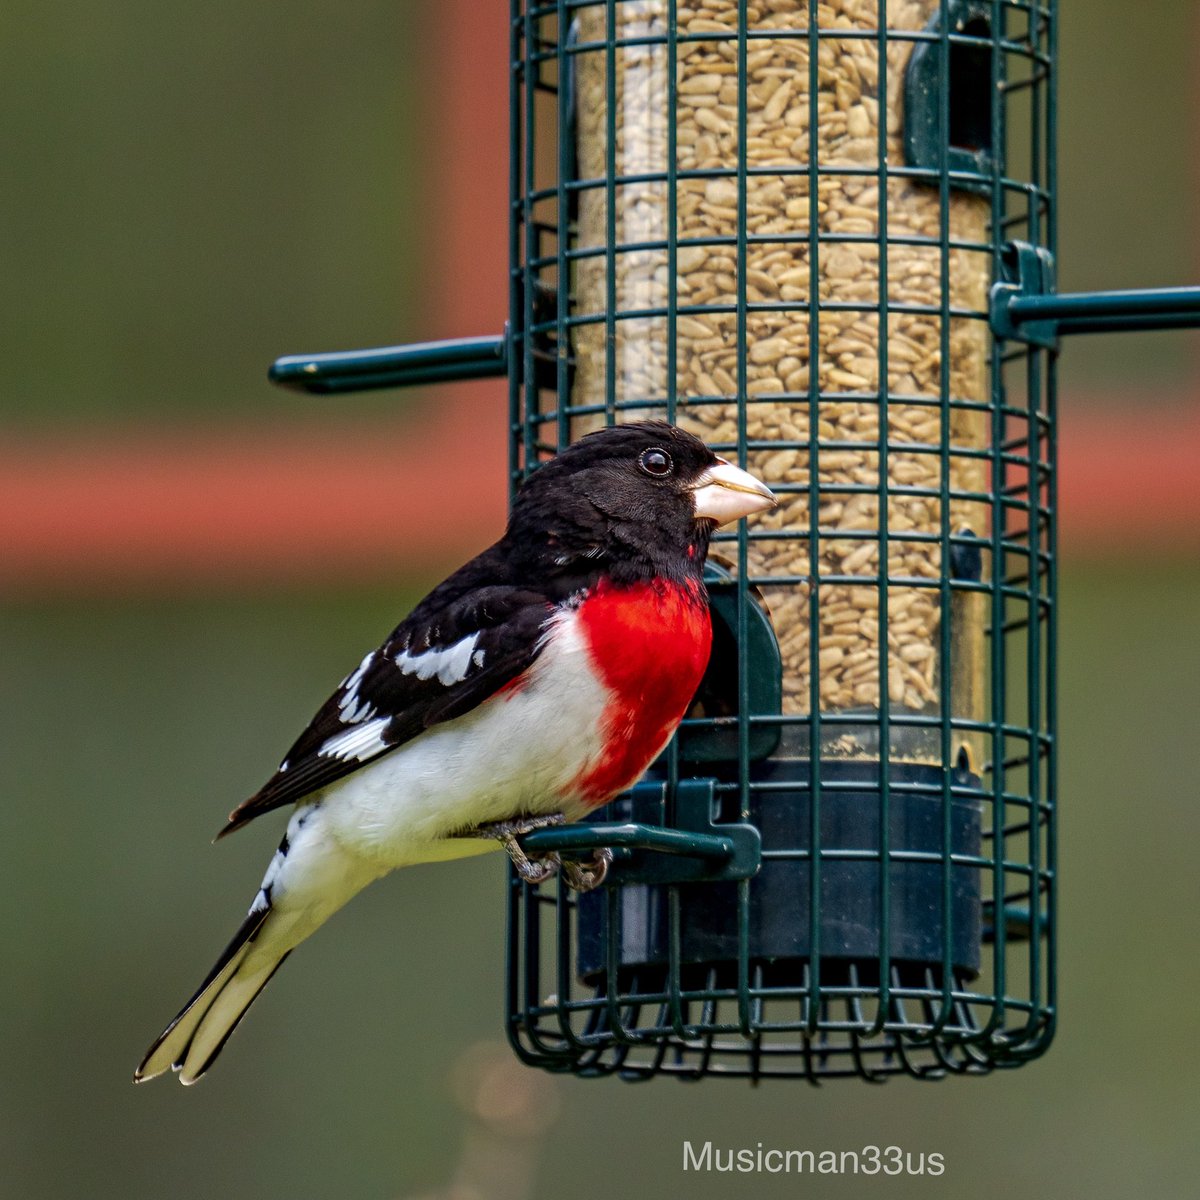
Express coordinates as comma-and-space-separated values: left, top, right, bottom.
471, 814, 566, 886
560, 848, 613, 893
512, 849, 561, 886
469, 815, 611, 891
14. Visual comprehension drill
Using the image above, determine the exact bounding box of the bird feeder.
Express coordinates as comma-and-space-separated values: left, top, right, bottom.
272, 0, 1200, 1082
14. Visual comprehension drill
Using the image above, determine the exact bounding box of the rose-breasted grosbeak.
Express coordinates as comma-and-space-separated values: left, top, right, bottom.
135, 421, 775, 1085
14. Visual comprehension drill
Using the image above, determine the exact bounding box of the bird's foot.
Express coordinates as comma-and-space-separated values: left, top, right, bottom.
560, 848, 613, 893
473, 814, 566, 886
509, 847, 561, 886
469, 815, 612, 891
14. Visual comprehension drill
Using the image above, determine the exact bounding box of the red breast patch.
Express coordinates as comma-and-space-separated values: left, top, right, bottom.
573, 577, 711, 806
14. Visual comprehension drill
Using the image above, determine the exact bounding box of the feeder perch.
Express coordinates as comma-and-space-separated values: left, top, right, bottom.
272, 0, 1200, 1082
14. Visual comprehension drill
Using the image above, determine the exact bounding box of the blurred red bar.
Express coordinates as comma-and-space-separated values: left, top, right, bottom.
0, 400, 1196, 595
1059, 403, 1200, 554
0, 396, 507, 594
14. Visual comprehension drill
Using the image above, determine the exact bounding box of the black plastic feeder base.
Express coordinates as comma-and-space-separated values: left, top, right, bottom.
577, 759, 983, 986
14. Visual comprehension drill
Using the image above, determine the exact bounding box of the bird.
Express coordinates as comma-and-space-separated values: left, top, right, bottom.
134, 420, 776, 1085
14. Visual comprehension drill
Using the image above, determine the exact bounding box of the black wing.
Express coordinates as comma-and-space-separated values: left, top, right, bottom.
218, 564, 554, 837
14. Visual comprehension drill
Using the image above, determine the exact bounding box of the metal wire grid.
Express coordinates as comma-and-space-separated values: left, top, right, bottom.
506, 0, 1055, 1080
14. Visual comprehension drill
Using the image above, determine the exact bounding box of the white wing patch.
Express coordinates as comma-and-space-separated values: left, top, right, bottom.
319, 635, 484, 768
338, 651, 377, 724
320, 716, 392, 762
317, 606, 614, 860
394, 632, 481, 686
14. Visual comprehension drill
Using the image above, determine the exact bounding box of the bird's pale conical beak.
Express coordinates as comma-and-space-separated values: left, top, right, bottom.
689, 458, 778, 526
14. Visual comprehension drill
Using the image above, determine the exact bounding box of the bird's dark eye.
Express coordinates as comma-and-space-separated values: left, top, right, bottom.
638, 448, 673, 477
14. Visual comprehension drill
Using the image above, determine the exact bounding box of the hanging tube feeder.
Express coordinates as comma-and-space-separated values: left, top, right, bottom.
272, 0, 1200, 1082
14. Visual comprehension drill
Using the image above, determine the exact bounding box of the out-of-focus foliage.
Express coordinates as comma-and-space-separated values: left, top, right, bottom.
0, 2, 430, 431
1058, 1, 1200, 396
1, 564, 1197, 1200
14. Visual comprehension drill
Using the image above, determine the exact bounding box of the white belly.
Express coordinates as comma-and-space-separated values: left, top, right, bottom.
315, 610, 611, 868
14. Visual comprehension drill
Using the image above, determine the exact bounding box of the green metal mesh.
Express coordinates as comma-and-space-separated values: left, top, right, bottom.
506, 0, 1055, 1081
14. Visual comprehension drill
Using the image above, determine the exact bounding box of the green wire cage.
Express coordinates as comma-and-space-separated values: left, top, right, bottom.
272, 0, 1200, 1083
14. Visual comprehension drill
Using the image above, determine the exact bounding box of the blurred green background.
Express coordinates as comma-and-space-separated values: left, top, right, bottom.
2, 2, 1198, 1198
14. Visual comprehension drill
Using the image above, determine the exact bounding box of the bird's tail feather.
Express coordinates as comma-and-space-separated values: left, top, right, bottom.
134, 903, 288, 1085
